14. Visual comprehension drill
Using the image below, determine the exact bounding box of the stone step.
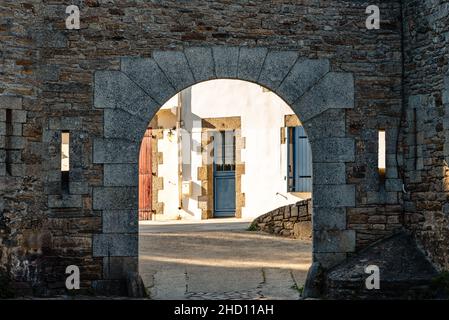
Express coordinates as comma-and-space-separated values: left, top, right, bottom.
324, 232, 441, 299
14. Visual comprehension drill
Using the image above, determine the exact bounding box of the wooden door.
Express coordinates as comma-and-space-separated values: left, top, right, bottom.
294, 126, 312, 192
287, 126, 312, 192
139, 128, 153, 220
213, 130, 236, 217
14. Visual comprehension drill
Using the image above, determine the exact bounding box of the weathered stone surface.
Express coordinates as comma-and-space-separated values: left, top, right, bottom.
325, 233, 439, 299
313, 207, 347, 230
0, 122, 6, 136
212, 46, 239, 79
8, 136, 26, 149
313, 162, 346, 185
237, 47, 268, 83
121, 57, 176, 105
93, 187, 138, 210
258, 50, 298, 90
314, 230, 356, 253
126, 272, 147, 298
69, 182, 89, 195
0, 150, 6, 163
313, 184, 355, 208
311, 138, 355, 163
294, 221, 312, 240
33, 29, 67, 48
48, 195, 83, 208
36, 65, 60, 82
12, 110, 26, 123
303, 262, 323, 298
152, 51, 195, 92
93, 139, 139, 164
443, 76, 449, 104
251, 199, 312, 238
103, 210, 138, 233
0, 96, 22, 109
385, 178, 403, 192
103, 257, 138, 279
120, 94, 159, 121
104, 164, 138, 187
294, 72, 354, 122
94, 71, 148, 110
401, 0, 449, 272
313, 253, 347, 269
48, 116, 83, 131
277, 59, 330, 105
93, 233, 138, 257
103, 109, 148, 141
184, 47, 215, 83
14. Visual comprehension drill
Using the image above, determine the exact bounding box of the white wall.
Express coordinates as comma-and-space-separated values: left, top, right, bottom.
154, 80, 310, 220
180, 88, 203, 219
157, 128, 180, 220
186, 80, 306, 219
151, 96, 180, 220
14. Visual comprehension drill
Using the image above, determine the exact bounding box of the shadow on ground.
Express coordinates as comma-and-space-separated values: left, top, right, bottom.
139, 220, 312, 300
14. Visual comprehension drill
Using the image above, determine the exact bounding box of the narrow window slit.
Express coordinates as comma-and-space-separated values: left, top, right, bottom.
378, 129, 386, 183
61, 131, 70, 192
413, 107, 418, 169
5, 109, 12, 175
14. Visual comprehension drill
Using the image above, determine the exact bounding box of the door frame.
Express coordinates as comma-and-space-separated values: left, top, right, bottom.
287, 126, 313, 193
197, 117, 245, 219
212, 130, 237, 217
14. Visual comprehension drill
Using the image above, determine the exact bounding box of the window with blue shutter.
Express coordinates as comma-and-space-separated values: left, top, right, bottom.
287, 126, 312, 192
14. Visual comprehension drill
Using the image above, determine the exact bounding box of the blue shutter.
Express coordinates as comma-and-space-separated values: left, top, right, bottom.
294, 126, 312, 192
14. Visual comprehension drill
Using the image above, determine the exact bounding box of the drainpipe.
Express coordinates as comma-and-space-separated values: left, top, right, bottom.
177, 93, 183, 211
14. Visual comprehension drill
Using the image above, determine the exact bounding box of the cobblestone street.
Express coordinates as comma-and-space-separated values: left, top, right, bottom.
139, 219, 312, 300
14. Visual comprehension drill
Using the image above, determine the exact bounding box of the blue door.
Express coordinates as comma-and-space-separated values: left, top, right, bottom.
213, 130, 236, 217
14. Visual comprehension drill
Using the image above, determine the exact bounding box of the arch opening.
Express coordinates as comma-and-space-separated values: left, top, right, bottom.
138, 79, 313, 299
92, 46, 355, 297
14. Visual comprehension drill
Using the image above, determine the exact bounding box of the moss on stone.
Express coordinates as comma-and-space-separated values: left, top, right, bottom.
246, 222, 259, 232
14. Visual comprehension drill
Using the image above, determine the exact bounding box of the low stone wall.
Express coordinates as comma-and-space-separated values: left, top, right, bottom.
250, 199, 312, 240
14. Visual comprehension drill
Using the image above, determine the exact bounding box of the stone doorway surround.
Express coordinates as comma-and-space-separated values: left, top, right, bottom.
92, 46, 355, 291
199, 116, 245, 219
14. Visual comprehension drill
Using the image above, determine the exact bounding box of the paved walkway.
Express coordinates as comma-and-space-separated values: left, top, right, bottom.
139, 219, 312, 300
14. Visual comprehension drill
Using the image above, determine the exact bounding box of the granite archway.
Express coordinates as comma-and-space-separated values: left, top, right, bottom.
92, 46, 355, 290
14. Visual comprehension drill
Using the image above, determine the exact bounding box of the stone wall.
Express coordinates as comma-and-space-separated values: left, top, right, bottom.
0, 2, 49, 296
0, 0, 406, 295
251, 199, 312, 240
402, 0, 449, 271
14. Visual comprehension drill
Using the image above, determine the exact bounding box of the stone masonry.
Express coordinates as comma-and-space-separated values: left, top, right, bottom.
401, 1, 449, 271
0, 0, 446, 297
250, 199, 312, 240
93, 46, 356, 293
